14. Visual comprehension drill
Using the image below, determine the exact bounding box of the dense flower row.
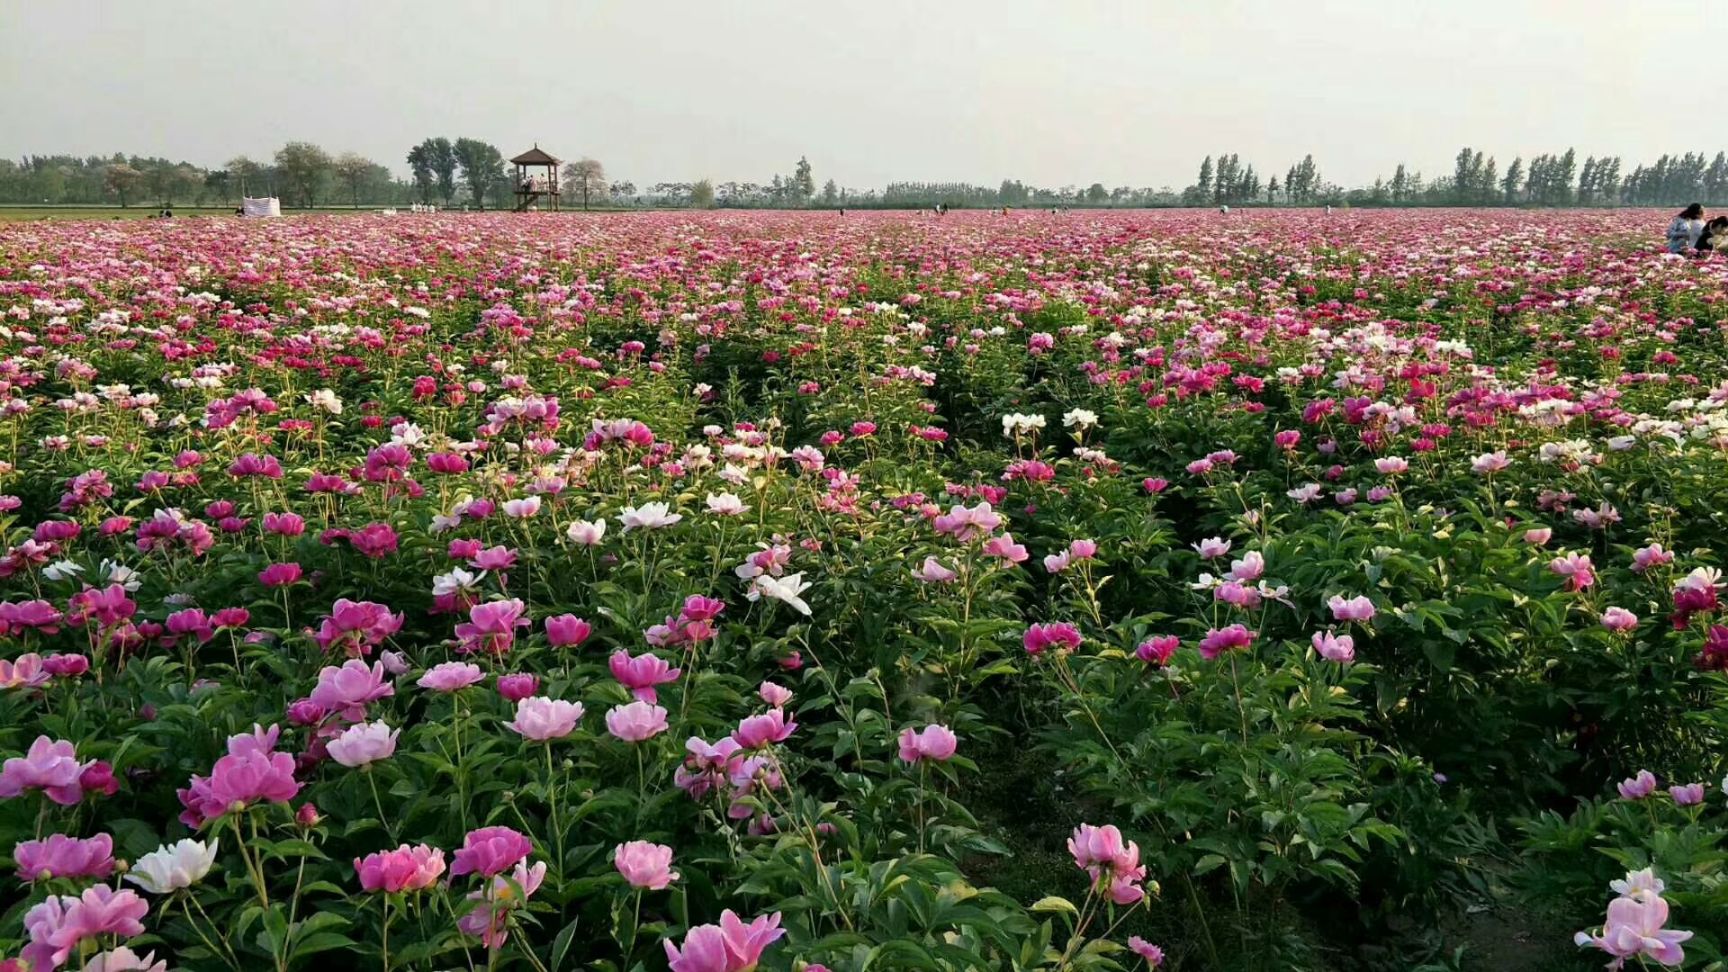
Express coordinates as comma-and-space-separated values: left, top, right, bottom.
0, 209, 1726, 970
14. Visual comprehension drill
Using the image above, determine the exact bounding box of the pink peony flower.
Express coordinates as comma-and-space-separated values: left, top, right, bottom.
897, 724, 959, 763
663, 910, 785, 972
606, 701, 670, 742
507, 697, 584, 741
1024, 621, 1082, 656
1311, 631, 1356, 664
1601, 607, 1639, 633
309, 660, 395, 720
1618, 769, 1658, 800
450, 826, 533, 878
0, 736, 90, 806
419, 661, 485, 692
455, 598, 530, 656
456, 859, 547, 948
354, 844, 446, 893
544, 614, 592, 648
1198, 624, 1256, 660
22, 884, 148, 971
609, 650, 682, 703
732, 709, 797, 749
495, 672, 539, 702
13, 833, 115, 882
1327, 594, 1376, 622
1549, 553, 1596, 592
325, 720, 399, 768
1136, 636, 1179, 666
614, 840, 679, 890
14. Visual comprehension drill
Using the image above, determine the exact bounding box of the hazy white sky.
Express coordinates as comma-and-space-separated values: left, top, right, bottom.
2, 1, 1721, 189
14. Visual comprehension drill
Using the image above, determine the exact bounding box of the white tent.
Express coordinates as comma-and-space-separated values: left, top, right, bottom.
241, 197, 282, 218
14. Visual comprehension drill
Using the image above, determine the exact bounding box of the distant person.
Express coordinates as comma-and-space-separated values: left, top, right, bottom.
1696, 216, 1728, 253
1667, 204, 1705, 253
161, 208, 173, 218
1219, 205, 1230, 215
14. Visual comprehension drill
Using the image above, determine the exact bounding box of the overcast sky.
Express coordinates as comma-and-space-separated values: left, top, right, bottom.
2, 1, 1720, 190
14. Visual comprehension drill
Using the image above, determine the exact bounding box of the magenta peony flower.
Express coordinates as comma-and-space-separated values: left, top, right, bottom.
732, 708, 797, 749
1023, 621, 1082, 656
454, 599, 529, 656
609, 649, 682, 703
1135, 636, 1179, 666
259, 562, 304, 588
354, 844, 446, 893
314, 600, 404, 656
450, 826, 533, 878
544, 614, 592, 648
1198, 624, 1256, 660
496, 673, 540, 702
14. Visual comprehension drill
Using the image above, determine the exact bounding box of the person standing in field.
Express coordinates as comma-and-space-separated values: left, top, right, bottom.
1667, 204, 1705, 253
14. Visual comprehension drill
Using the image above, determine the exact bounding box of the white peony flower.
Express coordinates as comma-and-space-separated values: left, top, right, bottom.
127, 838, 219, 893
749, 572, 813, 616
618, 502, 682, 531
705, 492, 746, 516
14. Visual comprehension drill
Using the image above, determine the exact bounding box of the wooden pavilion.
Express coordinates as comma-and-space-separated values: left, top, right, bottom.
510, 145, 561, 211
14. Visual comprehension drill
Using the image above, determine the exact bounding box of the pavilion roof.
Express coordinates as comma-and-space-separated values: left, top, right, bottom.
510, 145, 561, 165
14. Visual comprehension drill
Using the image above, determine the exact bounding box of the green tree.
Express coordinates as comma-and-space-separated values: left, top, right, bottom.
691, 179, 715, 208
426, 137, 458, 205
204, 169, 232, 205
274, 141, 333, 207
227, 156, 264, 198
820, 179, 839, 206
1501, 157, 1523, 204
452, 138, 504, 210
406, 143, 435, 204
793, 156, 815, 204
334, 152, 375, 208
1196, 156, 1213, 198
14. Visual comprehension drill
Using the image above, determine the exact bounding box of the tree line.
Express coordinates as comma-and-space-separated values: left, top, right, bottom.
7, 141, 1728, 210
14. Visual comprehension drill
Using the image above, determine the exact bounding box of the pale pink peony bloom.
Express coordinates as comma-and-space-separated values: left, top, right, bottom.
326, 720, 399, 768
507, 697, 584, 742
605, 701, 670, 742
614, 840, 679, 889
